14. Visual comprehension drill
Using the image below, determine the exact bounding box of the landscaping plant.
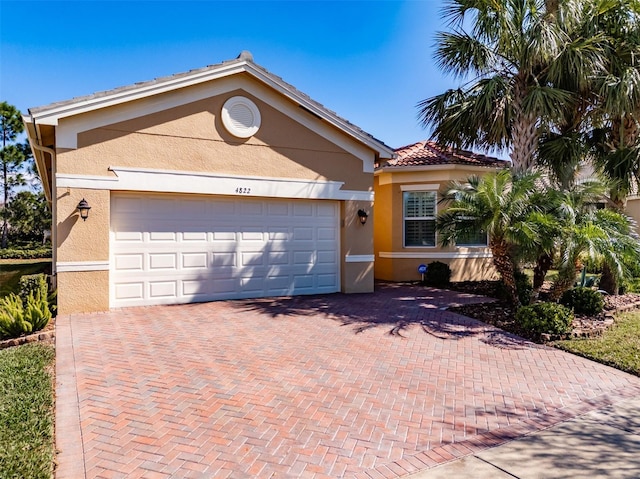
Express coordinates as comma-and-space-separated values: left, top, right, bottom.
560, 287, 605, 316
0, 288, 51, 340
515, 302, 574, 336
424, 261, 451, 286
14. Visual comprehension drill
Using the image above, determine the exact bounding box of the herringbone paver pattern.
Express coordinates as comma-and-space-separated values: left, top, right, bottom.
55, 283, 640, 478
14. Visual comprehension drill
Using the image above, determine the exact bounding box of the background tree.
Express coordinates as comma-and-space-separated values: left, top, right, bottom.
6, 191, 51, 245
0, 102, 32, 248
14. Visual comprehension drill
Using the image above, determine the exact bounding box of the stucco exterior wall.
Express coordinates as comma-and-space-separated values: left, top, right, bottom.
56, 188, 110, 263
56, 76, 372, 191
50, 74, 378, 314
626, 198, 640, 236
57, 270, 110, 314
341, 200, 374, 293
375, 256, 497, 283
373, 166, 499, 283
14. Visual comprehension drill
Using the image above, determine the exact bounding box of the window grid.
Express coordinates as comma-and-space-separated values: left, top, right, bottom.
403, 191, 437, 247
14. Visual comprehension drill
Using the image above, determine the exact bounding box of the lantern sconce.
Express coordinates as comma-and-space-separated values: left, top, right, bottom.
77, 198, 91, 221
357, 209, 368, 225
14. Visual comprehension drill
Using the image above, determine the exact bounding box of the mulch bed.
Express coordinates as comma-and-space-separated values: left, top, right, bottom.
447, 281, 640, 342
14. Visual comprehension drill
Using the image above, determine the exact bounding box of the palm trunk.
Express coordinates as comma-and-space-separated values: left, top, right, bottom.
549, 259, 582, 301
599, 263, 618, 295
491, 239, 520, 307
531, 252, 553, 300
510, 76, 539, 173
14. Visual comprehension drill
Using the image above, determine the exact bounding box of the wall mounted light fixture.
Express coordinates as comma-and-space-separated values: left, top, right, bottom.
77, 198, 91, 221
357, 209, 368, 225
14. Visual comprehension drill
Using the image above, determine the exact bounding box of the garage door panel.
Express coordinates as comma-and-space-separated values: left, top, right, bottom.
182, 231, 208, 241
240, 230, 264, 241
268, 202, 289, 216
148, 253, 177, 270
183, 279, 211, 296
114, 254, 144, 271
293, 203, 313, 216
293, 227, 313, 240
115, 282, 144, 301
148, 281, 177, 299
111, 194, 340, 307
212, 231, 236, 241
182, 252, 208, 269
211, 252, 236, 268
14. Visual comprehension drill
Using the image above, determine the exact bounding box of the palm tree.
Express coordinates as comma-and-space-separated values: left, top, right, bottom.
590, 0, 640, 208
549, 195, 640, 300
418, 0, 607, 173
437, 170, 551, 306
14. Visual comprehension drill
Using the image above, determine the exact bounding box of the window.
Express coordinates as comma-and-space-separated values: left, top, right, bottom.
456, 230, 488, 247
403, 191, 436, 247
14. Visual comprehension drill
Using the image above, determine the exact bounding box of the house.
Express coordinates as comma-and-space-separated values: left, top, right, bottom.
24, 51, 395, 315
373, 140, 508, 283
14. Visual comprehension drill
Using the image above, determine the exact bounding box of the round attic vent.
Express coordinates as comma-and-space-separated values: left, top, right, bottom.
221, 96, 261, 138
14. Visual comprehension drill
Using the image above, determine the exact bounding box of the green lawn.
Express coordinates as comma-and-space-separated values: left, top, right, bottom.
0, 259, 51, 297
554, 311, 640, 376
0, 343, 55, 479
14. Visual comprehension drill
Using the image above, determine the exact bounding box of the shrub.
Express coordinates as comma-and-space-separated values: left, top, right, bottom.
515, 302, 574, 336
497, 270, 533, 305
560, 287, 604, 316
515, 270, 533, 306
0, 289, 52, 340
0, 295, 32, 339
18, 274, 56, 318
18, 274, 48, 305
0, 248, 51, 260
622, 277, 640, 294
424, 261, 451, 286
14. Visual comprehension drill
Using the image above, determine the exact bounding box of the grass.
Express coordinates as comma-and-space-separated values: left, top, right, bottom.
0, 259, 51, 297
554, 311, 640, 376
0, 343, 55, 479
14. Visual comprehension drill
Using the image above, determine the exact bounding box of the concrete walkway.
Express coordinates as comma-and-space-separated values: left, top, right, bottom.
55, 283, 640, 478
407, 397, 640, 478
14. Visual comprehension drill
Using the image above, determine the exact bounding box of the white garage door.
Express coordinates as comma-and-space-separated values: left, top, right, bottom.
110, 193, 340, 308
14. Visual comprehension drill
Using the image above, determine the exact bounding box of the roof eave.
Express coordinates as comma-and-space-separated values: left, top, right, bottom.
28, 58, 395, 159
374, 163, 508, 175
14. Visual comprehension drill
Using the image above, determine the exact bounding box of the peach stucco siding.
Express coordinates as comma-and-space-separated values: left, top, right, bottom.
41, 73, 383, 314
373, 166, 499, 283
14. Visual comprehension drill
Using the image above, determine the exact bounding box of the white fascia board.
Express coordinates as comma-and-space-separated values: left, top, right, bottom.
378, 251, 492, 259
375, 164, 504, 175
56, 167, 374, 201
31, 60, 392, 161
51, 75, 377, 172
32, 62, 249, 126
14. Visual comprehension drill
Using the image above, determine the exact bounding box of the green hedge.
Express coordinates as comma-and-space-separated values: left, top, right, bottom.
0, 248, 51, 260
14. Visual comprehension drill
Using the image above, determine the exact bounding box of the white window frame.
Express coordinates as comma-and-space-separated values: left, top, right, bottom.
403, 190, 437, 248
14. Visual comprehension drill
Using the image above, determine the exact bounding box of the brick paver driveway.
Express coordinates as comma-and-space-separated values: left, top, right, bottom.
55, 283, 640, 478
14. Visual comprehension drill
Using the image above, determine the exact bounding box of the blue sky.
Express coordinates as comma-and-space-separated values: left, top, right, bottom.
1, 0, 455, 149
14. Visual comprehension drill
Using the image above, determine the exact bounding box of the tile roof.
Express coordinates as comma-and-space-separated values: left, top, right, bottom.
379, 140, 508, 169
